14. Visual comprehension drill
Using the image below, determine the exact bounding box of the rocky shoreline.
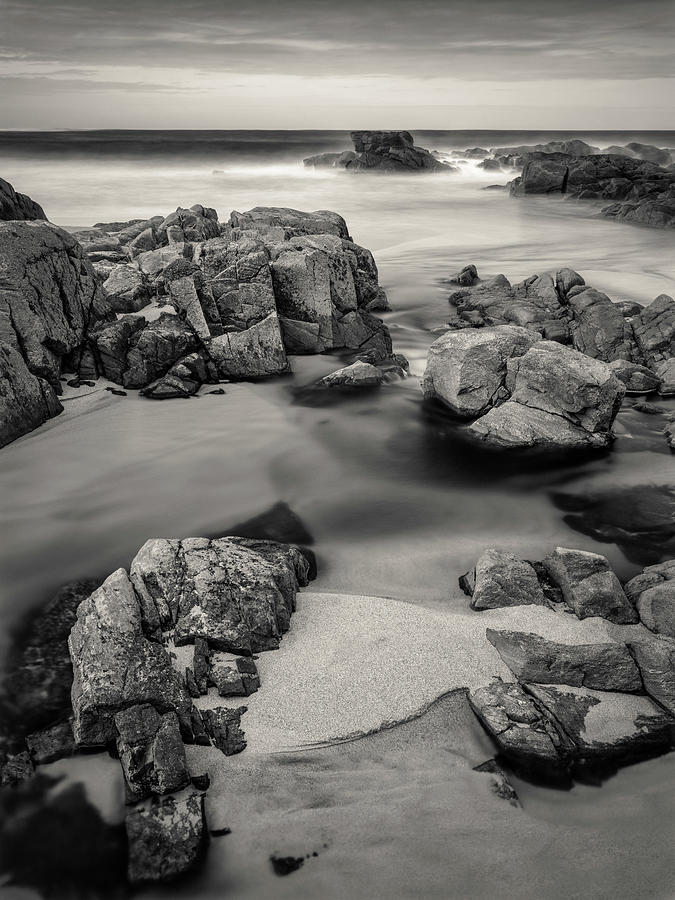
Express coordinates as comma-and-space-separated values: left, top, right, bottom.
0, 170, 674, 895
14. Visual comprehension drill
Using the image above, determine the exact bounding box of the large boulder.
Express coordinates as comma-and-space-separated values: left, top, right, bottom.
129, 536, 311, 651
631, 294, 675, 368
0, 343, 63, 448
460, 549, 546, 610
0, 177, 46, 221
68, 568, 194, 746
542, 547, 637, 624
565, 286, 634, 361
486, 630, 642, 692
422, 326, 539, 418
229, 206, 350, 240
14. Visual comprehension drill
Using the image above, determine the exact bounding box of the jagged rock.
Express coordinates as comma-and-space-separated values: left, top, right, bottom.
25, 720, 75, 764
423, 326, 539, 418
141, 352, 209, 399
68, 568, 194, 746
460, 549, 546, 610
608, 359, 661, 393
628, 636, 675, 715
128, 228, 157, 257
136, 244, 192, 278
347, 131, 452, 172
200, 706, 247, 755
193, 638, 211, 694
493, 140, 599, 158
102, 265, 151, 313
468, 678, 569, 778
209, 657, 260, 697
207, 313, 290, 379
115, 705, 190, 803
631, 294, 675, 368
315, 360, 385, 390
450, 264, 479, 286
126, 792, 207, 884
129, 537, 311, 651
0, 221, 103, 443
525, 683, 673, 764
486, 630, 642, 691
615, 300, 644, 317
473, 759, 520, 806
566, 286, 634, 361
468, 341, 625, 451
0, 176, 46, 220
0, 579, 99, 739
157, 205, 220, 244
0, 343, 63, 448
657, 358, 675, 395
542, 547, 637, 624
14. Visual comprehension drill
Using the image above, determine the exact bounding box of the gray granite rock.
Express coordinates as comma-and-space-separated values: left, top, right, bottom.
542, 547, 638, 624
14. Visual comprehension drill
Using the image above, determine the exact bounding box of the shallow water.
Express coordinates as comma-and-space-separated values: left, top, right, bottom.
1, 131, 674, 898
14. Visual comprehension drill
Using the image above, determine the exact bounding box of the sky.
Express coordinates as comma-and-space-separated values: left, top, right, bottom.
0, 0, 674, 130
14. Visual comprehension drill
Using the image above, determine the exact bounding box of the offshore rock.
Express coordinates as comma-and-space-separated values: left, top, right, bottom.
347, 131, 453, 172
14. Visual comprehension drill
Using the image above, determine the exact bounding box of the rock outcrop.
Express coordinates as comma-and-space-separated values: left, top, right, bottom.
305, 132, 455, 173
0, 177, 47, 221
509, 152, 675, 228
0, 221, 103, 447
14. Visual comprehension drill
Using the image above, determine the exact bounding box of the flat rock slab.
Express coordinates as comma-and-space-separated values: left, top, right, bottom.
486, 629, 642, 692
525, 683, 673, 763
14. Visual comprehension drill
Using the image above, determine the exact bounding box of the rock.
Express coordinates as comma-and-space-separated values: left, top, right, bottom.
206, 313, 290, 379
102, 265, 151, 313
461, 549, 546, 610
478, 158, 503, 171
468, 401, 613, 451
0, 176, 46, 220
25, 720, 76, 764
115, 705, 190, 803
193, 638, 211, 694
566, 287, 634, 361
468, 678, 569, 778
486, 630, 642, 691
615, 300, 644, 317
209, 657, 260, 697
136, 244, 192, 278
422, 325, 539, 418
156, 205, 220, 244
347, 131, 453, 172
494, 140, 599, 158
200, 706, 247, 755
450, 264, 479, 286
128, 228, 157, 257
504, 342, 625, 434
0, 750, 34, 786
129, 537, 311, 651
473, 759, 520, 806
126, 792, 207, 884
656, 358, 675, 395
631, 294, 675, 367
68, 568, 194, 746
634, 582, 675, 638
667, 421, 675, 451
229, 207, 350, 241
303, 151, 357, 169
624, 142, 672, 166
511, 156, 569, 194
315, 360, 385, 390
271, 855, 305, 876
608, 359, 661, 394
542, 547, 637, 624
0, 343, 63, 448
0, 579, 99, 739
525, 683, 673, 765
0, 221, 103, 443
141, 352, 209, 399
164, 258, 222, 339
628, 636, 675, 715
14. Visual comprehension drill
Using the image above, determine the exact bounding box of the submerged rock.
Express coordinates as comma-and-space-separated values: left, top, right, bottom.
486, 630, 642, 692
126, 792, 207, 885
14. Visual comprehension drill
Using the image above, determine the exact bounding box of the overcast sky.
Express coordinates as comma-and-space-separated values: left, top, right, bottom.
1, 0, 673, 129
